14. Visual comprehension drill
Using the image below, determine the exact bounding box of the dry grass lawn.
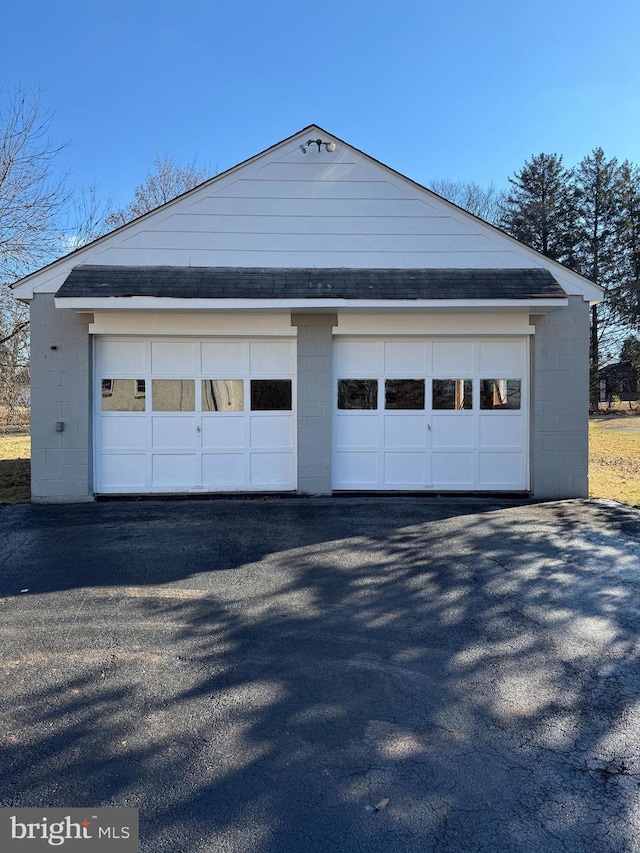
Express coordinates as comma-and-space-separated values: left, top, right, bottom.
1, 422, 639, 507
0, 432, 30, 504
589, 417, 640, 508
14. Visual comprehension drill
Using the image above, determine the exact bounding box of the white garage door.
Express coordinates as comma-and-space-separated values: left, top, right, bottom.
95, 338, 296, 493
333, 339, 529, 491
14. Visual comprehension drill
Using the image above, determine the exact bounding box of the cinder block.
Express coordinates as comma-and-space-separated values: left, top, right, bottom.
59, 430, 90, 450
40, 464, 63, 480
297, 464, 328, 478
298, 477, 332, 495
572, 434, 589, 452
534, 416, 560, 433
61, 464, 91, 482
45, 448, 66, 466
297, 340, 331, 357
32, 494, 95, 504
320, 402, 334, 418
30, 449, 46, 467
298, 402, 323, 417
44, 479, 91, 498
541, 400, 586, 419
59, 448, 89, 467
541, 434, 577, 452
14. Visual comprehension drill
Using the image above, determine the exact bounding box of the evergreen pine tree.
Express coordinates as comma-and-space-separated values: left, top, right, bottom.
570, 149, 624, 408
609, 161, 640, 330
499, 153, 570, 260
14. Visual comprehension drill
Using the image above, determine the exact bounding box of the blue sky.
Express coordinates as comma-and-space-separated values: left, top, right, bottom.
3, 0, 639, 208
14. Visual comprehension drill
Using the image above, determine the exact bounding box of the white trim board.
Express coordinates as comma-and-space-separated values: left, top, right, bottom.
87, 310, 536, 337
58, 296, 568, 311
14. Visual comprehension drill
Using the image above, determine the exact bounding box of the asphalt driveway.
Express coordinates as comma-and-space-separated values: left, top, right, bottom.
1, 497, 640, 852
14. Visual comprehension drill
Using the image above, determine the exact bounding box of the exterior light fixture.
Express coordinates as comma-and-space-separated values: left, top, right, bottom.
301, 139, 336, 154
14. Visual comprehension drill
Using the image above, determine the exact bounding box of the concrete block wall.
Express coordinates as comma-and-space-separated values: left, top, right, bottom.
30, 294, 93, 502
291, 313, 337, 494
530, 295, 590, 498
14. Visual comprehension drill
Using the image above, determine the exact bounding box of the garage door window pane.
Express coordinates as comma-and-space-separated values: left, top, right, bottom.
102, 379, 146, 411
202, 379, 244, 412
338, 379, 378, 410
250, 380, 292, 411
480, 379, 521, 410
432, 379, 472, 410
385, 379, 425, 410
152, 379, 195, 411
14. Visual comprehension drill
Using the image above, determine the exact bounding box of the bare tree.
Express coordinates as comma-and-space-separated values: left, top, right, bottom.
0, 87, 71, 427
0, 87, 69, 283
67, 182, 115, 249
0, 285, 29, 427
428, 179, 506, 225
105, 155, 211, 229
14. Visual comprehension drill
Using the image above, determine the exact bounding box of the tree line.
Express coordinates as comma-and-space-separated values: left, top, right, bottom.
431, 153, 640, 408
1, 87, 639, 424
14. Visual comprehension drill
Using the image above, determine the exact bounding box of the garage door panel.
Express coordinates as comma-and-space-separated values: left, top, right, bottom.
250, 415, 293, 449
334, 341, 379, 374
384, 452, 426, 486
432, 452, 474, 486
100, 341, 147, 374
480, 341, 523, 374
250, 342, 294, 374
479, 452, 523, 485
201, 342, 246, 375
384, 342, 427, 374
203, 453, 245, 487
479, 416, 523, 449
333, 452, 378, 487
201, 417, 244, 450
334, 415, 378, 449
431, 415, 474, 449
250, 452, 294, 486
152, 417, 197, 450
151, 342, 197, 375
433, 342, 474, 374
101, 454, 146, 489
101, 416, 146, 451
384, 415, 426, 449
152, 454, 197, 488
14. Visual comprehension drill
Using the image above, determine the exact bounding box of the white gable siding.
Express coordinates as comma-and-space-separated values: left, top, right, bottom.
13, 125, 602, 300
92, 145, 526, 270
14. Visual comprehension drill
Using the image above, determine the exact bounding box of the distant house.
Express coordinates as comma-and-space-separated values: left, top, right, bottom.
599, 361, 640, 403
10, 125, 603, 502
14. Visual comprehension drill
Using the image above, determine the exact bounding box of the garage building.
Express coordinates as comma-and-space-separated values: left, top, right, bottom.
11, 125, 603, 502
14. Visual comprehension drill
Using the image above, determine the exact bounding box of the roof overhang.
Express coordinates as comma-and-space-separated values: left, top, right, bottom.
56, 295, 568, 313
54, 265, 569, 315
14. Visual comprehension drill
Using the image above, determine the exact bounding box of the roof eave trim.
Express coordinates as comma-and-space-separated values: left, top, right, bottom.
55, 296, 569, 311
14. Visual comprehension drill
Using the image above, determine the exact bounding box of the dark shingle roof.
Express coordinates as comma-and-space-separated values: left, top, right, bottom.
57, 265, 567, 300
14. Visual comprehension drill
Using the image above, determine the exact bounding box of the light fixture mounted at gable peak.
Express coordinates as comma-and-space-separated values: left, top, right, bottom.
301, 138, 336, 154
